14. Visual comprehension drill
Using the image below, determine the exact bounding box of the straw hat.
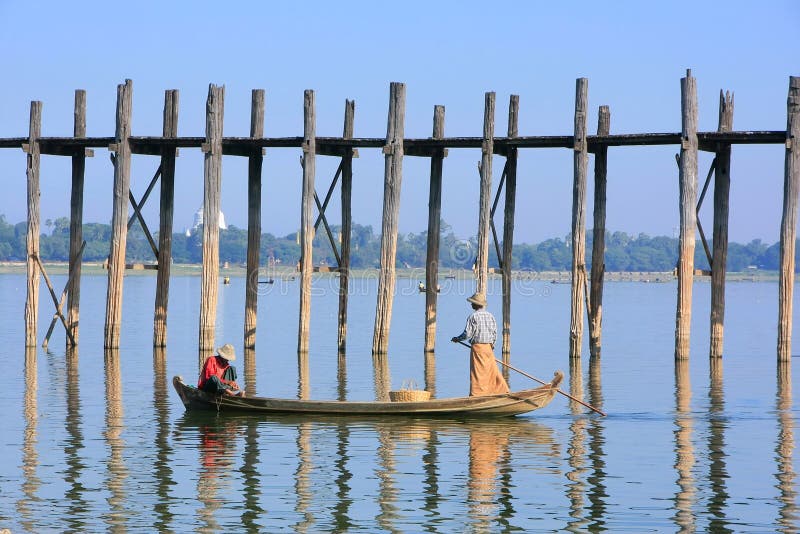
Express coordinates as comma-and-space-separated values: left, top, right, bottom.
215, 343, 236, 361
467, 292, 487, 307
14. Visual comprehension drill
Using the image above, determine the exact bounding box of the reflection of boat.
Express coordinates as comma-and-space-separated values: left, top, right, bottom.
173, 372, 563, 417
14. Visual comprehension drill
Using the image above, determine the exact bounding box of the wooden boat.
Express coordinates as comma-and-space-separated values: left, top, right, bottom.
173, 371, 563, 417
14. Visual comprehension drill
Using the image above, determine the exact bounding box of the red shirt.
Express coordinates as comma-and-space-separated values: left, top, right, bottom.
198, 356, 230, 388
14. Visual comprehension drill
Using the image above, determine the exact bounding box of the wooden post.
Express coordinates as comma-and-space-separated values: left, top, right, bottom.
66, 91, 86, 347
589, 105, 610, 359
104, 79, 132, 349
153, 89, 179, 347
710, 91, 733, 359
24, 101, 42, 347
675, 70, 699, 361
569, 78, 589, 360
424, 105, 445, 353
337, 99, 355, 352
475, 92, 495, 296
372, 82, 406, 355
501, 95, 519, 355
244, 89, 264, 349
778, 76, 800, 362
199, 84, 224, 354
298, 89, 316, 353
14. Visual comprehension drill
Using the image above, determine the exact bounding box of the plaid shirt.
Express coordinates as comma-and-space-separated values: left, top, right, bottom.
455, 308, 497, 345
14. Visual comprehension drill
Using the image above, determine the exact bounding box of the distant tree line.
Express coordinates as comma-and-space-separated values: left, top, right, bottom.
0, 214, 791, 272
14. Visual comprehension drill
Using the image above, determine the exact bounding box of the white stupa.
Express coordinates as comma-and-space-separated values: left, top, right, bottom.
187, 206, 227, 236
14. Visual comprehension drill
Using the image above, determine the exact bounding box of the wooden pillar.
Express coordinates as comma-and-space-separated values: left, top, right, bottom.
298, 89, 316, 353
589, 105, 610, 359
337, 99, 355, 352
199, 84, 224, 354
569, 78, 589, 360
24, 101, 42, 347
501, 95, 519, 355
675, 70, 699, 361
424, 105, 445, 353
778, 76, 800, 362
372, 82, 406, 355
104, 79, 133, 349
475, 92, 495, 296
67, 90, 86, 347
244, 89, 265, 349
710, 91, 733, 359
153, 89, 179, 347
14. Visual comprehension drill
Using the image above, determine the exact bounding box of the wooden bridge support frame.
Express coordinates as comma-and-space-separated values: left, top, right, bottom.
298, 90, 316, 354
710, 91, 733, 358
104, 79, 133, 349
337, 100, 355, 353
199, 84, 224, 355
569, 78, 589, 360
475, 92, 495, 297
423, 105, 446, 353
501, 95, 520, 356
67, 90, 87, 346
588, 105, 610, 360
778, 76, 800, 362
24, 101, 42, 347
675, 70, 699, 361
372, 82, 406, 355
244, 90, 265, 349
154, 90, 179, 347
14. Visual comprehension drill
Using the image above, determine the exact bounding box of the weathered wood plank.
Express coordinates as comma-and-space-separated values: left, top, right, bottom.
569, 78, 589, 360
199, 84, 224, 355
710, 91, 733, 359
104, 80, 133, 349
67, 90, 86, 346
24, 101, 42, 347
778, 76, 800, 362
244, 89, 265, 349
298, 90, 316, 353
589, 105, 610, 359
372, 82, 406, 354
501, 95, 519, 355
675, 70, 699, 361
154, 89, 179, 347
424, 105, 445, 353
475, 92, 495, 297
338, 99, 355, 353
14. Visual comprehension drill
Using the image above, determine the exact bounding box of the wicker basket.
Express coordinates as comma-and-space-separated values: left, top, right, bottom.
389, 389, 431, 402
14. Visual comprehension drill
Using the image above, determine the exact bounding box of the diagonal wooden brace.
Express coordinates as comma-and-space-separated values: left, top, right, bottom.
42, 241, 86, 348
34, 254, 78, 348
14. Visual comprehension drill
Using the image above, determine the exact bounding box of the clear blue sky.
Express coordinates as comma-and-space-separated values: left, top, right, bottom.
0, 1, 797, 244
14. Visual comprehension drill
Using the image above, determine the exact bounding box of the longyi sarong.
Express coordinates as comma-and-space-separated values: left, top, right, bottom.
469, 343, 509, 396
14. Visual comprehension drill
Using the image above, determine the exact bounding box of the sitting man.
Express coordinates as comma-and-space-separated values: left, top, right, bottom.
198, 343, 244, 396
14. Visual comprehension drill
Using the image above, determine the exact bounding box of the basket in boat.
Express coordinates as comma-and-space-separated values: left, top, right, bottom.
389, 379, 431, 402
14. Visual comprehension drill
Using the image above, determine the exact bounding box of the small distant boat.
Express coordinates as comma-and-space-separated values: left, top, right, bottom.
172, 372, 563, 417
445, 275, 456, 280
418, 283, 441, 293
258, 278, 275, 284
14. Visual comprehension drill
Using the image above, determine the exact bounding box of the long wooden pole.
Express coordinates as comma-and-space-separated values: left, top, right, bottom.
675, 70, 699, 361
153, 90, 178, 347
424, 105, 445, 353
501, 95, 519, 355
337, 99, 355, 352
24, 101, 42, 347
244, 89, 265, 349
589, 105, 610, 359
475, 92, 495, 296
66, 90, 86, 347
778, 76, 800, 362
298, 89, 316, 353
199, 84, 224, 355
372, 82, 406, 354
104, 79, 132, 349
710, 91, 733, 359
569, 78, 589, 360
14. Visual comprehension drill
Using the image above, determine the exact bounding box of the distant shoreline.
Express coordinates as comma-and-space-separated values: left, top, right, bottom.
0, 261, 778, 282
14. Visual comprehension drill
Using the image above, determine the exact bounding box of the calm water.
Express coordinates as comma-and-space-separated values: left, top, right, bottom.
0, 271, 798, 532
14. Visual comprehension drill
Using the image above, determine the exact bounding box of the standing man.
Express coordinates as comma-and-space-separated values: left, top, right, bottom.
451, 293, 510, 396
